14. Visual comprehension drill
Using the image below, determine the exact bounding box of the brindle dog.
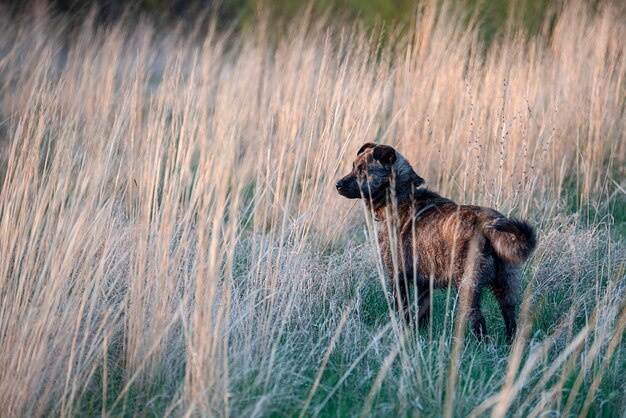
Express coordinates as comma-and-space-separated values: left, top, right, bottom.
336, 143, 536, 341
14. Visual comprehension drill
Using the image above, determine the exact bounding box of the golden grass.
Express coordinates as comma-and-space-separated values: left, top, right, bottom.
0, 1, 624, 416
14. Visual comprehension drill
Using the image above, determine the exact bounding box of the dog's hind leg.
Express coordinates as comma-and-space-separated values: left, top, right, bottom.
492, 263, 521, 342
457, 277, 488, 340
457, 240, 492, 340
469, 285, 488, 340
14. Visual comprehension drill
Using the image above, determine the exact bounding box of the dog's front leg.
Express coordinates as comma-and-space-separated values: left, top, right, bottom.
391, 275, 411, 324
416, 284, 431, 326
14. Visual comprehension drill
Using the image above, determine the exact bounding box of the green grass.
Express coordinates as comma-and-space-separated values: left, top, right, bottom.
75, 231, 625, 416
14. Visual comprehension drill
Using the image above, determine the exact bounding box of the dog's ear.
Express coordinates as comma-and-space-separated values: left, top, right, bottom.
357, 143, 376, 156
372, 145, 396, 165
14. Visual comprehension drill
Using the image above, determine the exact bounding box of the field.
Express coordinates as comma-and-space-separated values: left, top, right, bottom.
0, 1, 625, 416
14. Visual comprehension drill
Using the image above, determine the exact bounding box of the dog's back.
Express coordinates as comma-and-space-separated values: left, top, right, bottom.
378, 192, 535, 288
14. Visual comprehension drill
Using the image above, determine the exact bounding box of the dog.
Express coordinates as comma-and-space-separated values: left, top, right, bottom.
336, 143, 536, 341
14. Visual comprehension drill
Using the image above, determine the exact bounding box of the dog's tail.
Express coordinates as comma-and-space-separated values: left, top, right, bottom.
483, 218, 537, 265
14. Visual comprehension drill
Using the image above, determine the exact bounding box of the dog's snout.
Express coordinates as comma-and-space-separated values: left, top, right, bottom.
336, 176, 360, 199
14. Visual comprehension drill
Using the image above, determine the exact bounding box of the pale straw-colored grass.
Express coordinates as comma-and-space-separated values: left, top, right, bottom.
0, 1, 624, 416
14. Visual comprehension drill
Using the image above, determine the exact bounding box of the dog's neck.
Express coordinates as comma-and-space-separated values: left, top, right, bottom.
369, 187, 444, 222
371, 201, 413, 223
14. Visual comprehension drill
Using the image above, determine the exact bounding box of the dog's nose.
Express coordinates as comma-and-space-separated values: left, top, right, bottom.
336, 181, 343, 190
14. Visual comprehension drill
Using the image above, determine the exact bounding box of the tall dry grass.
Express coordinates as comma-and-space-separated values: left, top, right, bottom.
0, 1, 624, 416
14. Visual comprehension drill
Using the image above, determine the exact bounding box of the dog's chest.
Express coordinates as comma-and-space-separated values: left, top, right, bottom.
376, 221, 421, 272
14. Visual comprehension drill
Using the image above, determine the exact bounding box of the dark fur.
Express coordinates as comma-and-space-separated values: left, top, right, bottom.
336, 143, 537, 341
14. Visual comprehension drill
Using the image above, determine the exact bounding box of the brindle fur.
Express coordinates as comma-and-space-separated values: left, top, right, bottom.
336, 143, 537, 341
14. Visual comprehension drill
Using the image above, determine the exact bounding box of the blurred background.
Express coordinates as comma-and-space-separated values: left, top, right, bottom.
1, 0, 618, 44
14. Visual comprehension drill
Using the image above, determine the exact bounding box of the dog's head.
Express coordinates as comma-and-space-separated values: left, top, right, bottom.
336, 143, 424, 203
